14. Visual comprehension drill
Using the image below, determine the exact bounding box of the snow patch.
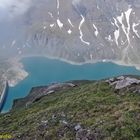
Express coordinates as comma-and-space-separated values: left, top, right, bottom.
11, 40, 16, 47
79, 15, 90, 46
124, 7, 132, 44
93, 23, 99, 36
132, 23, 140, 38
113, 18, 120, 45
68, 29, 72, 34
117, 13, 124, 25
68, 18, 74, 27
48, 12, 53, 18
50, 24, 55, 28
57, 19, 63, 29
57, 0, 60, 15
90, 54, 93, 59
105, 35, 113, 42
114, 29, 119, 46
43, 26, 46, 29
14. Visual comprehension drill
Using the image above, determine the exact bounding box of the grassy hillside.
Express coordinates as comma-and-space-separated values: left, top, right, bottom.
0, 80, 140, 140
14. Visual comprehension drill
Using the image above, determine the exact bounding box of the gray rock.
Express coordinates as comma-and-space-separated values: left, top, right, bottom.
115, 77, 140, 89
107, 76, 140, 90
60, 120, 68, 125
75, 124, 82, 131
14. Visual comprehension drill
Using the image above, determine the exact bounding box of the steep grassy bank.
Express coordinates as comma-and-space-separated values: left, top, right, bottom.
0, 78, 140, 140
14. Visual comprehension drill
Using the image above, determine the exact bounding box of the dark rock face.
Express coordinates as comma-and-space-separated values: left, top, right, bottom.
12, 82, 77, 109
12, 80, 91, 110
0, 0, 140, 68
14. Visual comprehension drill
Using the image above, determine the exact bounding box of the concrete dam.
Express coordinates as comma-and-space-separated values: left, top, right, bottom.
0, 81, 9, 112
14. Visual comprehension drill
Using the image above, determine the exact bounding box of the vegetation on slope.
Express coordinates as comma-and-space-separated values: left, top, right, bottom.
0, 80, 140, 140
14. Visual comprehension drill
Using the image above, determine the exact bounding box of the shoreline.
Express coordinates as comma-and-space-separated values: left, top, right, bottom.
16, 54, 140, 69
2, 56, 140, 113
6, 54, 140, 88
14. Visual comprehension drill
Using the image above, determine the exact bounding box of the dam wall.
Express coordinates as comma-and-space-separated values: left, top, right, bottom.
0, 81, 9, 112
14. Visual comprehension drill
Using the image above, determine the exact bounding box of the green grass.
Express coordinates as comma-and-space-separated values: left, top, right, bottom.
0, 81, 140, 140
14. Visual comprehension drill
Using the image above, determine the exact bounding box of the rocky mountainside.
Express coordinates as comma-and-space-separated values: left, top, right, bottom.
0, 0, 140, 68
0, 76, 140, 140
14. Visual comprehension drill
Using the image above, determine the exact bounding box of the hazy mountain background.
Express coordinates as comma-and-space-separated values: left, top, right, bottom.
0, 0, 140, 86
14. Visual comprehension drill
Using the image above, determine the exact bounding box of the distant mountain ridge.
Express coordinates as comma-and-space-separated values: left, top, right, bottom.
0, 0, 140, 68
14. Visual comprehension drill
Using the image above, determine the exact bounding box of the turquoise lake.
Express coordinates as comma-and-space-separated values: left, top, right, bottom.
2, 57, 140, 112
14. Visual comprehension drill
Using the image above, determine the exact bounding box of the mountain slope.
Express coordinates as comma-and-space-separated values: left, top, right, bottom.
1, 0, 140, 93
0, 0, 140, 68
0, 76, 140, 140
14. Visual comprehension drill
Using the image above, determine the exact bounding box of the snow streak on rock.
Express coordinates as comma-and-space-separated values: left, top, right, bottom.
124, 7, 132, 45
68, 29, 72, 34
57, 0, 60, 15
132, 23, 140, 38
68, 18, 74, 27
93, 23, 99, 36
57, 19, 63, 29
113, 18, 120, 46
79, 15, 90, 46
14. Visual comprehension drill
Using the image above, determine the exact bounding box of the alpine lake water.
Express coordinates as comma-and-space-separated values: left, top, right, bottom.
2, 57, 140, 112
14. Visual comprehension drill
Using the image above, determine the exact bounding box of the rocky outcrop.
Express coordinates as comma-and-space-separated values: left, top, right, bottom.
106, 76, 140, 94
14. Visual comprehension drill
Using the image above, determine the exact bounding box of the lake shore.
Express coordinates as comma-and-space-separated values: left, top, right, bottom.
2, 56, 140, 112
5, 54, 140, 88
